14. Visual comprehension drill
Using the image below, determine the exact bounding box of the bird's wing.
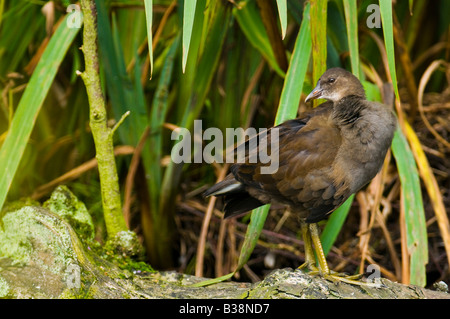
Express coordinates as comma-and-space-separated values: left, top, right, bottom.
230, 103, 351, 222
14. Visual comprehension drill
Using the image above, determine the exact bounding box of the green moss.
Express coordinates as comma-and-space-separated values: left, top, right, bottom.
58, 288, 79, 299
105, 231, 143, 257
0, 212, 33, 265
0, 276, 10, 298
0, 189, 156, 298
0, 206, 76, 272
1, 198, 41, 214
43, 185, 95, 241
102, 230, 154, 274
0, 198, 40, 226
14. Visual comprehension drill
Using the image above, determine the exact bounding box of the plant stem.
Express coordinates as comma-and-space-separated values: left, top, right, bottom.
79, 0, 128, 239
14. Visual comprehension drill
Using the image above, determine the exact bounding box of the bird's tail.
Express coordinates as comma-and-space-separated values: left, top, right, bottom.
204, 175, 264, 218
203, 176, 243, 197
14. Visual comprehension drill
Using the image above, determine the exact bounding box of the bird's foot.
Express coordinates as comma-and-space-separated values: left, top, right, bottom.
297, 266, 382, 287
297, 261, 319, 273
297, 223, 383, 287
322, 271, 383, 287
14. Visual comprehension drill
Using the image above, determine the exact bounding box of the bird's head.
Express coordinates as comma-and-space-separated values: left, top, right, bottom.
305, 68, 366, 103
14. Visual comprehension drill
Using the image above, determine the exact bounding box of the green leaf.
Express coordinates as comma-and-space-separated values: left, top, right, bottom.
0, 13, 81, 211
147, 34, 180, 214
190, 272, 235, 287
178, 0, 206, 115
237, 205, 270, 269
233, 0, 285, 77
379, 0, 399, 99
96, 0, 148, 146
321, 195, 354, 256
143, 0, 153, 78
182, 0, 197, 73
391, 127, 428, 287
379, 0, 427, 287
275, 2, 312, 124
178, 2, 231, 129
310, 0, 327, 85
276, 0, 287, 39
343, 0, 360, 77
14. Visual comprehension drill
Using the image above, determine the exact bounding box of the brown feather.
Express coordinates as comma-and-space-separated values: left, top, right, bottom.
205, 68, 397, 224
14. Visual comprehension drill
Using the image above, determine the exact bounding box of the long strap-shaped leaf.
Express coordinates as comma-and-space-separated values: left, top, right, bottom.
343, 0, 360, 78
143, 0, 153, 78
391, 127, 427, 286
96, 0, 148, 147
234, 1, 285, 77
310, 0, 327, 106
379, 0, 427, 286
276, 0, 287, 39
0, 15, 81, 211
182, 0, 197, 73
275, 3, 311, 124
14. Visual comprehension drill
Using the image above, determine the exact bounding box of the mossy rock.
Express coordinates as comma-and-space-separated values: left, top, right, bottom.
43, 185, 95, 241
0, 205, 249, 298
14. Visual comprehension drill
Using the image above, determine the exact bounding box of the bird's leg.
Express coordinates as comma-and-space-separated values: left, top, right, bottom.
309, 223, 379, 286
309, 223, 330, 275
297, 221, 319, 273
296, 220, 380, 286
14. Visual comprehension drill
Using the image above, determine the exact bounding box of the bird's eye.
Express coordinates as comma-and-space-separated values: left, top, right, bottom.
328, 78, 335, 83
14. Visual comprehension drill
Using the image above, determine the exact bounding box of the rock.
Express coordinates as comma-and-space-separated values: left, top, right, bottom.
104, 230, 144, 259
0, 190, 448, 299
43, 185, 95, 240
0, 206, 85, 298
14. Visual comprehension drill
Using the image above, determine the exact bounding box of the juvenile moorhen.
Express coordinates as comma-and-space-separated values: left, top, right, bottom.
204, 67, 397, 284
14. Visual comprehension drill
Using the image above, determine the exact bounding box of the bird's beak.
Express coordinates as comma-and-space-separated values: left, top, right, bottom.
305, 83, 323, 103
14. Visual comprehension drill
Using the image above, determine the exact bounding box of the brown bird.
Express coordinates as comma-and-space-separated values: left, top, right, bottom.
204, 67, 397, 284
